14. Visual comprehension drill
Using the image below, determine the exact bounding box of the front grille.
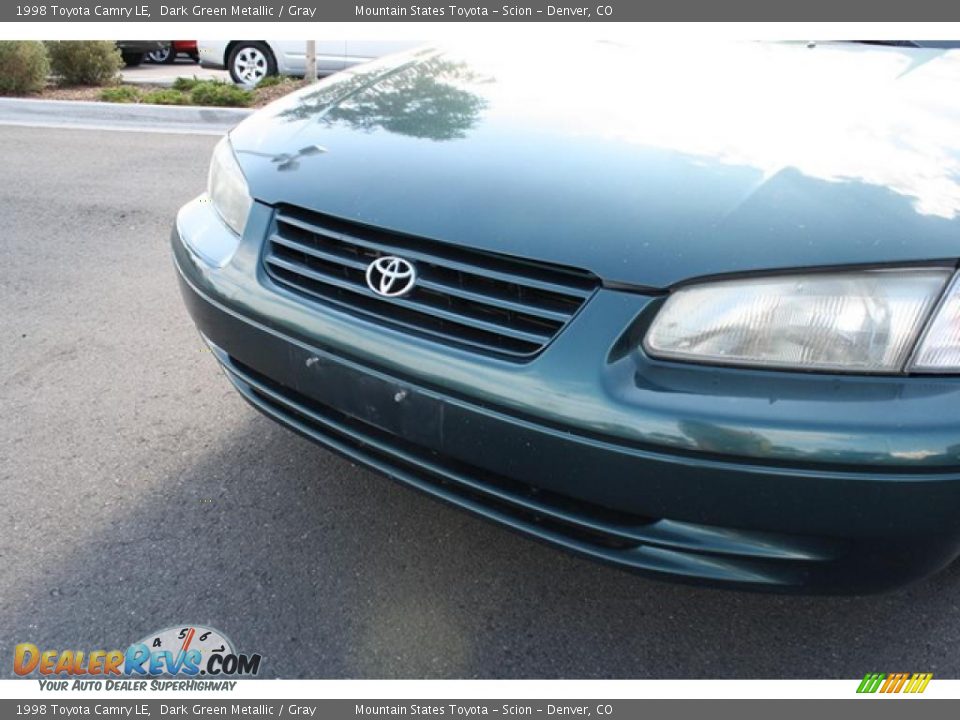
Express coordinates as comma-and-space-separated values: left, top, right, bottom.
264, 206, 599, 359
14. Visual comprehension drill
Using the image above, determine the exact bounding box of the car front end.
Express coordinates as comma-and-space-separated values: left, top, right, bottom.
172, 41, 960, 593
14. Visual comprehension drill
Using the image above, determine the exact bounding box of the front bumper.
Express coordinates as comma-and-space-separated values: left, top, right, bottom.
173, 196, 960, 593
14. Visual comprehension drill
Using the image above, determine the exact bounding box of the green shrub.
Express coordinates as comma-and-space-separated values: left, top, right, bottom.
46, 41, 122, 86
171, 76, 201, 92
142, 88, 188, 105
189, 81, 253, 107
254, 75, 284, 89
100, 85, 141, 103
0, 41, 50, 95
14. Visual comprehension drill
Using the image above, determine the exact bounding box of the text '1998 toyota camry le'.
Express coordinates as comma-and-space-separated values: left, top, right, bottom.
173, 41, 960, 593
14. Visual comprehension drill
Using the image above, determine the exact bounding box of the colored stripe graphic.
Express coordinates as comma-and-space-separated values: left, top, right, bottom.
905, 673, 933, 694
857, 672, 932, 694
857, 673, 885, 693
883, 672, 906, 693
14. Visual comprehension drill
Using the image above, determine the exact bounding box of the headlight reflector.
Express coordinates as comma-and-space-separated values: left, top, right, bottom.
644, 270, 951, 373
208, 136, 252, 236
910, 273, 960, 372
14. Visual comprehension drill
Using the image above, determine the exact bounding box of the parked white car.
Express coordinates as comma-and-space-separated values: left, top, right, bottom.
197, 40, 423, 85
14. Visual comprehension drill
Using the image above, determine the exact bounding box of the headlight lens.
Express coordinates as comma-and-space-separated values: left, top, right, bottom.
208, 136, 252, 236
644, 270, 951, 373
910, 273, 960, 372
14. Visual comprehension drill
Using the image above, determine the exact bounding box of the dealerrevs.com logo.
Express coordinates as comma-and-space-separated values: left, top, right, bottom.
13, 625, 262, 691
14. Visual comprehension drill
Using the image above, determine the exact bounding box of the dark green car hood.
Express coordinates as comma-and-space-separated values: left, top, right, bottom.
229, 41, 960, 288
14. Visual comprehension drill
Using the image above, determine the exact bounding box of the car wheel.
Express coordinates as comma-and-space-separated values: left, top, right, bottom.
147, 46, 176, 64
228, 42, 276, 86
121, 52, 144, 67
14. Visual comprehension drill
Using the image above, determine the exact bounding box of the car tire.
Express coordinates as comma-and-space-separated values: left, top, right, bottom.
121, 52, 144, 67
147, 46, 176, 64
228, 42, 277, 86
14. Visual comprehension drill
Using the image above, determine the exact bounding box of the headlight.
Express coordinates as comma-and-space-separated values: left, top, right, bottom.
910, 273, 960, 372
644, 269, 953, 373
208, 136, 252, 236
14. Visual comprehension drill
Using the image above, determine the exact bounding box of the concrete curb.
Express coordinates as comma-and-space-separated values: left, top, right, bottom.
0, 98, 253, 135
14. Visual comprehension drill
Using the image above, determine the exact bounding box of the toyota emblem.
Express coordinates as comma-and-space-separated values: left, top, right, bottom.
365, 256, 417, 298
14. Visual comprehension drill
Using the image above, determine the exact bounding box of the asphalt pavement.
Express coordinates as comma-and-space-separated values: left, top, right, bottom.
4, 123, 960, 679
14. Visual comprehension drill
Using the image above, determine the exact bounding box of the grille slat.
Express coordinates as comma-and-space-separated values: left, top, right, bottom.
415, 278, 572, 324
269, 233, 370, 272
265, 208, 599, 359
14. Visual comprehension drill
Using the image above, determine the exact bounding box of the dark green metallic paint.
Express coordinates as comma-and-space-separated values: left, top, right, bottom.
174, 41, 960, 592
229, 42, 960, 288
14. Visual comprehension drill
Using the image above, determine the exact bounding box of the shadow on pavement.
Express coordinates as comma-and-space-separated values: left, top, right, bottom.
5, 405, 960, 679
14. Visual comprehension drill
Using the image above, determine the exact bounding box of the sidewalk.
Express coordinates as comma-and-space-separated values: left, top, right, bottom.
120, 60, 231, 87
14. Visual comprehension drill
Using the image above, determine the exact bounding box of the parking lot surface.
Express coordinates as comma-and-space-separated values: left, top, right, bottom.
4, 124, 960, 679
